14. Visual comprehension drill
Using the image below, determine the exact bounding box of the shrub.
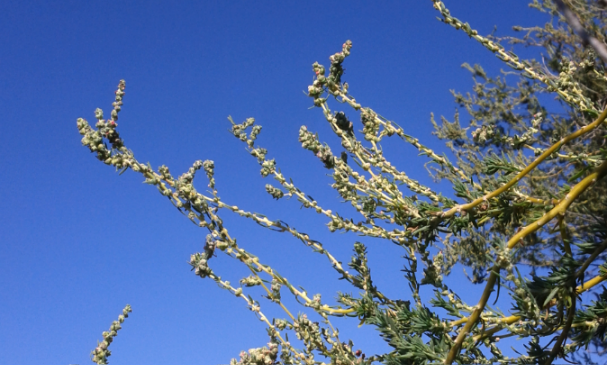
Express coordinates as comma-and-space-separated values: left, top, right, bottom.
79, 1, 607, 364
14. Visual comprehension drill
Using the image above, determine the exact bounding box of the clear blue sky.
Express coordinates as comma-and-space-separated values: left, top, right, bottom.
0, 1, 550, 364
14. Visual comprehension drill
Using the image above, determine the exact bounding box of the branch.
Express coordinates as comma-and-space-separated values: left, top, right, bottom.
442, 107, 607, 220
469, 272, 607, 343
506, 159, 607, 251
544, 294, 576, 365
445, 267, 499, 364
576, 239, 607, 279
445, 160, 607, 363
431, 0, 595, 111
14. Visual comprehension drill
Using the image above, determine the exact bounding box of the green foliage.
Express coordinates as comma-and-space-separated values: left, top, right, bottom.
79, 1, 607, 364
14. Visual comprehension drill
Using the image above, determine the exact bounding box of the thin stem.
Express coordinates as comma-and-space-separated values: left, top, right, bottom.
507, 160, 607, 250
559, 217, 572, 256
544, 297, 576, 365
208, 272, 310, 360
445, 267, 499, 364
248, 266, 296, 321
469, 272, 607, 342
576, 239, 607, 279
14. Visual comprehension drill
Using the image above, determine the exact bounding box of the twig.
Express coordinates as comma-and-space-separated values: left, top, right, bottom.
445, 267, 499, 364
544, 295, 576, 365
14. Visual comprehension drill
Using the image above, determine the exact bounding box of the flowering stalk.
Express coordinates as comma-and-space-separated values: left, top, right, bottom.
90, 305, 132, 365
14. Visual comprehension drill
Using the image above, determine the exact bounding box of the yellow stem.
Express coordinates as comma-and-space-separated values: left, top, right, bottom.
446, 160, 607, 363
248, 266, 296, 321
445, 268, 499, 364
442, 107, 607, 220
468, 273, 607, 342
507, 160, 607, 250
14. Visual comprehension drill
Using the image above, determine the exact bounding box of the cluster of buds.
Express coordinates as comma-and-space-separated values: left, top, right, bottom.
265, 184, 284, 200
269, 278, 282, 303
293, 314, 324, 353
240, 275, 263, 287
298, 126, 322, 153
421, 250, 444, 287
91, 305, 132, 365
230, 117, 256, 142
230, 342, 279, 365
485, 112, 544, 150
304, 293, 322, 310
316, 144, 336, 169
327, 215, 350, 233
273, 318, 291, 331
158, 165, 174, 183
250, 147, 268, 164
175, 161, 203, 200
94, 108, 123, 149
360, 108, 379, 140
327, 40, 353, 91
204, 233, 218, 258
307, 63, 325, 98
550, 58, 595, 110
299, 126, 337, 169
331, 168, 357, 200
229, 117, 264, 151
202, 160, 215, 188
307, 40, 353, 102
76, 86, 133, 169
78, 117, 109, 161
557, 60, 578, 90
248, 125, 263, 148
349, 243, 373, 291
76, 82, 132, 170
471, 124, 497, 145
260, 159, 276, 177
189, 252, 212, 278
493, 241, 512, 270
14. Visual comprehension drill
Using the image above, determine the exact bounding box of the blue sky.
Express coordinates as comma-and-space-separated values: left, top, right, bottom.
0, 1, 553, 364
